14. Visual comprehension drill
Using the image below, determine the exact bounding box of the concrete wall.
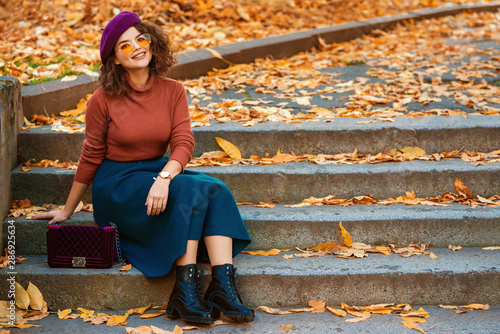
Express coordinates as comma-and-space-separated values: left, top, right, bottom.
0, 76, 23, 250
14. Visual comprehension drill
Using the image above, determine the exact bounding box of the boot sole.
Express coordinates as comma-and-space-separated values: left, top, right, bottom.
166, 302, 215, 324
205, 301, 255, 323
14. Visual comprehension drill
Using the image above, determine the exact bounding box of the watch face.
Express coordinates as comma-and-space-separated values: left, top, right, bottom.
160, 172, 170, 179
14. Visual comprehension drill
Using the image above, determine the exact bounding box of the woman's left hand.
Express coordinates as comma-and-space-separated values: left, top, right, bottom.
145, 178, 170, 216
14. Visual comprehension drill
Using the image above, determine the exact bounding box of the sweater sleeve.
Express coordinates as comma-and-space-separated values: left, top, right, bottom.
168, 84, 195, 171
74, 91, 109, 184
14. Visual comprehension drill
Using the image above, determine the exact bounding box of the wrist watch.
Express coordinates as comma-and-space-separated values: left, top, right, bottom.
158, 171, 171, 180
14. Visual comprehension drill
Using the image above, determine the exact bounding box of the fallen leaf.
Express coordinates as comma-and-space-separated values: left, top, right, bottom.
6, 324, 42, 328
482, 246, 500, 250
215, 137, 242, 160
107, 314, 129, 326
14, 282, 30, 310
243, 249, 281, 256
460, 304, 491, 310
399, 317, 426, 323
345, 313, 370, 323
127, 303, 151, 316
326, 306, 347, 317
120, 264, 133, 272
439, 305, 458, 310
280, 324, 295, 332
401, 320, 425, 333
26, 283, 44, 311
140, 310, 166, 319
58, 309, 72, 319
339, 222, 352, 247
308, 300, 325, 314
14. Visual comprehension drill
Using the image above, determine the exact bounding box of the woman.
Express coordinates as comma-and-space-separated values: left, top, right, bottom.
32, 11, 254, 324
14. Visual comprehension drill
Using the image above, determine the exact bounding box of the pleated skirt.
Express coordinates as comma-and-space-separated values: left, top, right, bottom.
91, 156, 251, 278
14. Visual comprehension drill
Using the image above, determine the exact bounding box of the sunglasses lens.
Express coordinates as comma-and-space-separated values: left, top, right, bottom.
137, 34, 151, 47
119, 43, 134, 55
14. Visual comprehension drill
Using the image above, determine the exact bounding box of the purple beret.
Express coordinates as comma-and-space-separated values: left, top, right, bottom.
100, 11, 141, 64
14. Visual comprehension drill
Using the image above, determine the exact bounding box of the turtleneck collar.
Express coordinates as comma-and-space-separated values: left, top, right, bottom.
126, 71, 156, 95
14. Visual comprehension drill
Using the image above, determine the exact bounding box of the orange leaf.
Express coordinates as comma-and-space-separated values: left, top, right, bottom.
454, 178, 473, 199
308, 300, 325, 314
326, 306, 347, 317
243, 249, 281, 256
460, 304, 491, 310
312, 242, 338, 251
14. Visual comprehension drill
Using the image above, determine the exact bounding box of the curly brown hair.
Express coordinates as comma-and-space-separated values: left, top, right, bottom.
99, 21, 177, 96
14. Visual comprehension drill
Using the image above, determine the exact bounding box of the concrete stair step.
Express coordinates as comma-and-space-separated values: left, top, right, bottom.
17, 115, 500, 163
5, 204, 500, 255
18, 304, 500, 334
1, 248, 498, 310
11, 159, 500, 204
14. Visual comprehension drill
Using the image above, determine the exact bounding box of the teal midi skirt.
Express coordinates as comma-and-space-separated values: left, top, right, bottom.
91, 156, 251, 278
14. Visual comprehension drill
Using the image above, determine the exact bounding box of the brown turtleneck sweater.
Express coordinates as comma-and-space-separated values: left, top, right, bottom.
74, 74, 194, 184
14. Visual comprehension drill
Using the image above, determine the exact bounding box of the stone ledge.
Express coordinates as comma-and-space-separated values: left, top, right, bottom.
20, 2, 500, 117
0, 248, 498, 309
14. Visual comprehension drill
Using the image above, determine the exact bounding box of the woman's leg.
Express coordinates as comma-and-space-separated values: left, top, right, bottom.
176, 240, 199, 265
203, 235, 255, 322
204, 235, 233, 266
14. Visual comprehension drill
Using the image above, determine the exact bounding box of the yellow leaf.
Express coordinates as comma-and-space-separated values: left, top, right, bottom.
339, 222, 352, 247
400, 307, 429, 318
58, 308, 72, 319
482, 246, 500, 250
399, 147, 426, 157
326, 306, 347, 317
107, 314, 129, 326
6, 323, 42, 328
308, 300, 325, 314
26, 282, 44, 311
140, 310, 166, 319
243, 249, 281, 256
215, 137, 241, 160
14, 282, 30, 310
428, 252, 437, 259
206, 48, 232, 65
401, 320, 425, 333
173, 325, 183, 334
127, 303, 151, 316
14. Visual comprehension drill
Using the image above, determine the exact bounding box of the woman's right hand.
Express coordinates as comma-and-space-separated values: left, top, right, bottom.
31, 210, 71, 226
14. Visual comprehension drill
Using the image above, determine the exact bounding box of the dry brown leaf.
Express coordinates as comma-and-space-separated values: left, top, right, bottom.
439, 305, 458, 310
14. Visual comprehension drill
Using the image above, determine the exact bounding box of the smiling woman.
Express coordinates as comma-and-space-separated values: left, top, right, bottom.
31, 11, 254, 325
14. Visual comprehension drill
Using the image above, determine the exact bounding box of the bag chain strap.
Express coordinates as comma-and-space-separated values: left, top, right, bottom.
108, 222, 126, 266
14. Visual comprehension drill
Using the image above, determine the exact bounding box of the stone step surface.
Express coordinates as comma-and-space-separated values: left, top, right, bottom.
17, 115, 500, 163
1, 248, 498, 310
11, 159, 500, 205
5, 204, 500, 255
13, 304, 500, 334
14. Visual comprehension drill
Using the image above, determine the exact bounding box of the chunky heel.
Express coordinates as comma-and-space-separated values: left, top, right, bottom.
204, 264, 255, 322
165, 302, 179, 319
167, 264, 215, 324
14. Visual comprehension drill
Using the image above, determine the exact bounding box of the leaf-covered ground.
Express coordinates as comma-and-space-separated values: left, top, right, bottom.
0, 0, 490, 84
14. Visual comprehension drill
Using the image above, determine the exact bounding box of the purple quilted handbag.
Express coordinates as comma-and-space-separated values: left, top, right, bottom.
47, 225, 118, 268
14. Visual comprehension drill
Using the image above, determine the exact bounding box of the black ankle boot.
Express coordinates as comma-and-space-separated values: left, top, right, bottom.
203, 264, 255, 322
165, 264, 214, 324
